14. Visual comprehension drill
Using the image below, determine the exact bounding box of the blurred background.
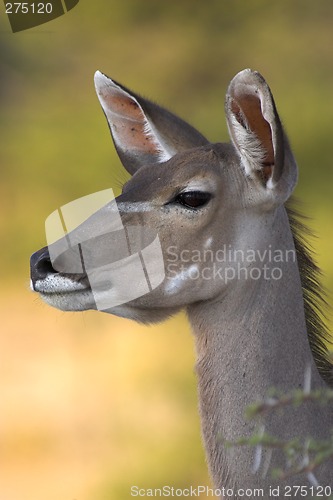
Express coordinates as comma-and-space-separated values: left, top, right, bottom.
1, 1, 333, 499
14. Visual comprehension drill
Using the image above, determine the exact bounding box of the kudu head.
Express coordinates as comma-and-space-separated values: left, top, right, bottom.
30, 69, 298, 323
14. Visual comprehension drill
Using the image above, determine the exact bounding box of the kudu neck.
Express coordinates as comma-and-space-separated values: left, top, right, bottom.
188, 205, 310, 379
186, 206, 328, 493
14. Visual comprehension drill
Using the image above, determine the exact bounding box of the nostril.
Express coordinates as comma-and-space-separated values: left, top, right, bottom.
30, 247, 56, 282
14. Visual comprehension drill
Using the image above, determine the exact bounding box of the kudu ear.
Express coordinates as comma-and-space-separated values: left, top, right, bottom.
94, 71, 209, 175
225, 69, 297, 202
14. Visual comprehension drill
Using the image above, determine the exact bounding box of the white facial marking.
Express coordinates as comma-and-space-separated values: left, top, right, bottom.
164, 264, 199, 295
116, 201, 154, 213
34, 274, 88, 294
204, 237, 213, 248
181, 179, 216, 193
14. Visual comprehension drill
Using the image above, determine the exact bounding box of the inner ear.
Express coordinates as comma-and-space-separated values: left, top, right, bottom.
231, 92, 274, 183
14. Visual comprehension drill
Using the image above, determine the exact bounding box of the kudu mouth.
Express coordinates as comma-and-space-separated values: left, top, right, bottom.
30, 246, 90, 294
30, 214, 166, 312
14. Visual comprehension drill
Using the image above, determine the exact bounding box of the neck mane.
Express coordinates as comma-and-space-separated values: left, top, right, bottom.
286, 201, 333, 385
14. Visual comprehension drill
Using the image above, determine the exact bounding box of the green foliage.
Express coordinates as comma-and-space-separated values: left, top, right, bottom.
224, 385, 333, 495
245, 387, 333, 419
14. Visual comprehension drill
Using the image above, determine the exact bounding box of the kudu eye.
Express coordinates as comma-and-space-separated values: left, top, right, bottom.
175, 191, 212, 209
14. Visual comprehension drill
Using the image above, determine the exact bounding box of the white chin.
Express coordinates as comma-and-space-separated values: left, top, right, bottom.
39, 289, 96, 311
33, 274, 95, 311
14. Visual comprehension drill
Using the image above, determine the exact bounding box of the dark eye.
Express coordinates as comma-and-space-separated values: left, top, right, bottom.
175, 191, 212, 209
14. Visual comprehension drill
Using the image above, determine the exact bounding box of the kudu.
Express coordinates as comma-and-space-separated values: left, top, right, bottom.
30, 69, 333, 498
